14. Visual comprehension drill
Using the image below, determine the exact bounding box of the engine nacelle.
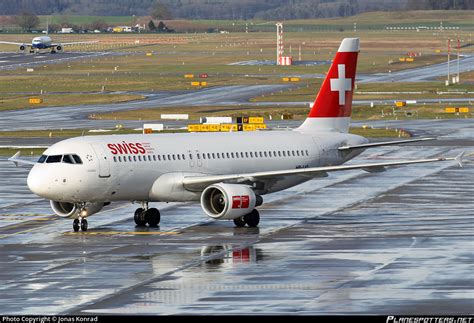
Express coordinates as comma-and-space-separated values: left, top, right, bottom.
56, 45, 62, 51
200, 183, 262, 220
50, 201, 104, 219
19, 45, 26, 51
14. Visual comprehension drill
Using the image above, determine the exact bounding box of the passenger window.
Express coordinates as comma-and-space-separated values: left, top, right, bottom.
292, 151, 295, 156
296, 151, 300, 156
278, 151, 281, 157
245, 152, 248, 158
63, 155, 75, 164
177, 154, 181, 160
153, 155, 156, 161
235, 152, 239, 158
231, 152, 234, 158
212, 153, 215, 159
37, 155, 47, 163
138, 156, 142, 161
148, 155, 152, 161
217, 153, 220, 159
226, 152, 230, 158
250, 152, 253, 158
264, 152, 267, 157
46, 155, 62, 163
113, 156, 117, 162
259, 152, 263, 157
72, 155, 83, 164
189, 154, 192, 160
167, 154, 171, 160
207, 153, 211, 159
182, 154, 185, 160
197, 153, 200, 159
133, 156, 137, 162
283, 151, 286, 157
172, 155, 176, 160
128, 156, 132, 162
306, 150, 309, 156
203, 153, 206, 159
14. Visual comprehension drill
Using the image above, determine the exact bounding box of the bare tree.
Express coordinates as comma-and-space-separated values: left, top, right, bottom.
16, 11, 40, 32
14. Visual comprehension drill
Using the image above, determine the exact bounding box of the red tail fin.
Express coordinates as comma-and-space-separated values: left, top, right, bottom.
298, 38, 359, 132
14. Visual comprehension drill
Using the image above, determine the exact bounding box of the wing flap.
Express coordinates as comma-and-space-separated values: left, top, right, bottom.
338, 137, 435, 151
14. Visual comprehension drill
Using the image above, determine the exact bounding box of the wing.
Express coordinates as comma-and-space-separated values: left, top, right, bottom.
8, 151, 37, 167
182, 152, 464, 190
338, 137, 435, 151
53, 41, 98, 46
0, 41, 29, 46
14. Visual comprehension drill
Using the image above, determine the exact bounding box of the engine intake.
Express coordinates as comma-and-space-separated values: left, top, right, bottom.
50, 201, 104, 219
56, 45, 62, 51
201, 183, 261, 220
19, 45, 26, 51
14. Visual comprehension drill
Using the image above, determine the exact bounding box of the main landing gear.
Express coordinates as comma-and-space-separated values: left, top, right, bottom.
134, 202, 160, 227
233, 209, 260, 228
73, 218, 88, 232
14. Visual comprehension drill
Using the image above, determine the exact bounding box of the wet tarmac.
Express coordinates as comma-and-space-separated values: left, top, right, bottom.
0, 118, 472, 314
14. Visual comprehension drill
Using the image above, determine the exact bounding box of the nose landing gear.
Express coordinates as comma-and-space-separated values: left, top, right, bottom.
134, 202, 160, 227
72, 218, 88, 232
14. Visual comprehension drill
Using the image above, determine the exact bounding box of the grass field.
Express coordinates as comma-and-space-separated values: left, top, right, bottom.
0, 11, 472, 122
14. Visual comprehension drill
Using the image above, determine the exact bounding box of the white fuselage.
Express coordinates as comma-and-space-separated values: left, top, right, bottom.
32, 36, 52, 49
27, 130, 367, 204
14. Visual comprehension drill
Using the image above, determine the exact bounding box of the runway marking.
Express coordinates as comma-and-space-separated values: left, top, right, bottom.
63, 230, 180, 236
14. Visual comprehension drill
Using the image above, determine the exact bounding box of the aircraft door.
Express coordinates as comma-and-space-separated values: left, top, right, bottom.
195, 150, 203, 167
312, 137, 324, 167
188, 150, 195, 167
90, 144, 111, 178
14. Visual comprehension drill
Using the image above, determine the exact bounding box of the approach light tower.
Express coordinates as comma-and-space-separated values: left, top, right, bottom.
276, 22, 284, 65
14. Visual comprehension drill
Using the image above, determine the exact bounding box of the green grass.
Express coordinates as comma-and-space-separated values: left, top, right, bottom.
0, 148, 46, 157
0, 93, 144, 111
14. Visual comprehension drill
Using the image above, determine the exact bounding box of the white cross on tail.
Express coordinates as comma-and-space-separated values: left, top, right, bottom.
330, 64, 352, 105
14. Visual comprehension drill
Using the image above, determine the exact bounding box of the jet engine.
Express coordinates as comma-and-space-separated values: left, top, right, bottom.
50, 201, 104, 219
19, 45, 26, 51
200, 183, 262, 220
55, 45, 62, 52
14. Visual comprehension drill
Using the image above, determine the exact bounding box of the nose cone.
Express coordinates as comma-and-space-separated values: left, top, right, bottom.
27, 165, 48, 198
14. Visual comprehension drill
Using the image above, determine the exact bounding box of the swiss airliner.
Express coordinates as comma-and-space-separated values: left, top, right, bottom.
10, 38, 463, 232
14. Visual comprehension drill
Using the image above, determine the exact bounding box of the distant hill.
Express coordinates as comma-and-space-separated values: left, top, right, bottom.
1, 0, 472, 19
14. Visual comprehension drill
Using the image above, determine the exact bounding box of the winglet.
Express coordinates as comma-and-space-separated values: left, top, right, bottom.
9, 151, 21, 167
455, 151, 464, 168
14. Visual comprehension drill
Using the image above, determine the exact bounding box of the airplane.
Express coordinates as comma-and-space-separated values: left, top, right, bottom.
0, 34, 97, 54
9, 37, 464, 232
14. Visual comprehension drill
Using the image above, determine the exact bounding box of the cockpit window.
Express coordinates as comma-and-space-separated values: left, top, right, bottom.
72, 155, 83, 164
46, 155, 62, 163
62, 155, 75, 164
38, 154, 83, 164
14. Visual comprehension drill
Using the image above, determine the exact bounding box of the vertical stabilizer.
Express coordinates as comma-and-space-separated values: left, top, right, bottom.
297, 38, 359, 133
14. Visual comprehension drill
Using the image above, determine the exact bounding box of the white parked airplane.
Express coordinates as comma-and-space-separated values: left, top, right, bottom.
10, 38, 463, 232
0, 35, 97, 53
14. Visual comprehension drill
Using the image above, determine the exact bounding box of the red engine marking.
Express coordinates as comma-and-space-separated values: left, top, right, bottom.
232, 195, 250, 209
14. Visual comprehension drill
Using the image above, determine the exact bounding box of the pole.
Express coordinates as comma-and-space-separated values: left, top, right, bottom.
447, 39, 450, 85
457, 36, 460, 84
